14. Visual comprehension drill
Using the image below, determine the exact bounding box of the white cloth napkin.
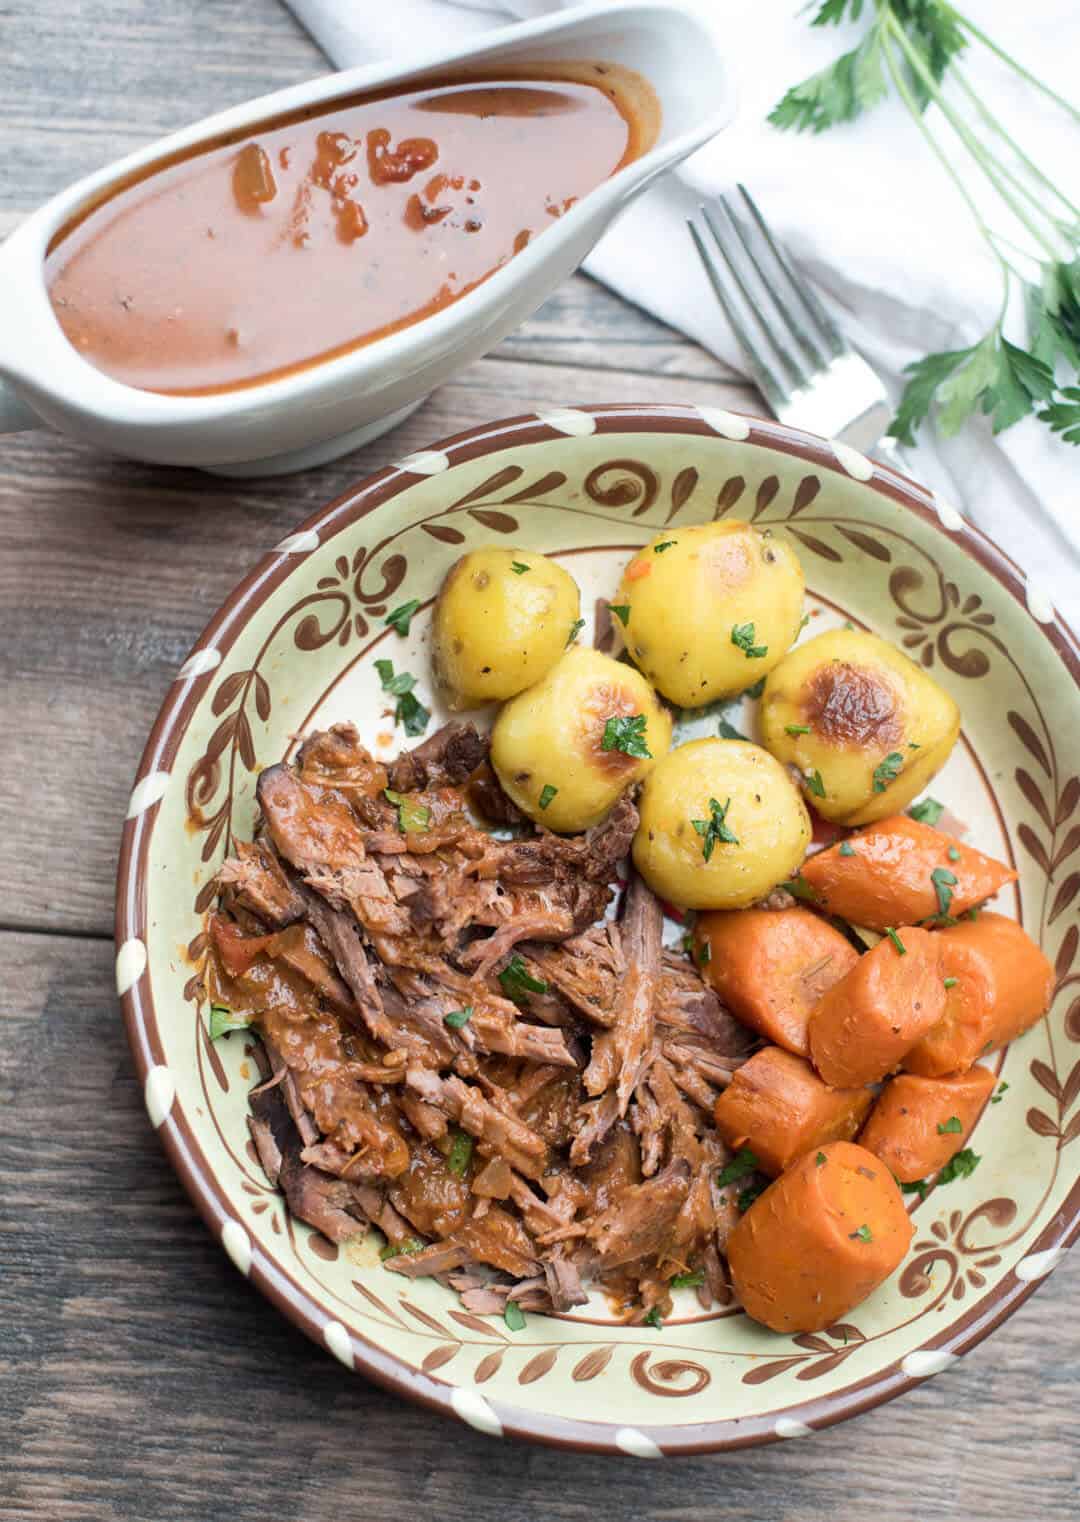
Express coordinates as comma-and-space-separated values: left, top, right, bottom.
284, 0, 1079, 618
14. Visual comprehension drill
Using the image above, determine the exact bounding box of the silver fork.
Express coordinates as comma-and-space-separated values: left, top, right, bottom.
688, 186, 896, 456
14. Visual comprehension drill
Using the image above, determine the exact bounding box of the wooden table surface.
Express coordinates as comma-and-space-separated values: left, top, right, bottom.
2, 3, 1077, 1517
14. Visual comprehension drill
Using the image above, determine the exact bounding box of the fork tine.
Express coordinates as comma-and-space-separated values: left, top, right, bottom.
720, 198, 831, 373
687, 216, 786, 414
736, 184, 846, 359
700, 200, 811, 392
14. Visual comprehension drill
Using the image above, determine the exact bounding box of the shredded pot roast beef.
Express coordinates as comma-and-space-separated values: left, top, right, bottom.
206, 720, 756, 1320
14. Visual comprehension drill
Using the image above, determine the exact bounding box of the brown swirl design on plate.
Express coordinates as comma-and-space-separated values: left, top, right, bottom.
178, 450, 1078, 1399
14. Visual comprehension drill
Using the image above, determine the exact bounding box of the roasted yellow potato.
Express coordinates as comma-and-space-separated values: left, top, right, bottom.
613, 522, 804, 707
490, 646, 671, 832
431, 546, 581, 711
632, 738, 811, 909
759, 628, 961, 825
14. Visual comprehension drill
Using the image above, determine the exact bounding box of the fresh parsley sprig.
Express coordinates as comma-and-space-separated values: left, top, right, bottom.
770, 0, 1080, 448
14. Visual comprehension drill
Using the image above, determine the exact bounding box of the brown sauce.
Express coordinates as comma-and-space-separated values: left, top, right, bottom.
46, 63, 657, 394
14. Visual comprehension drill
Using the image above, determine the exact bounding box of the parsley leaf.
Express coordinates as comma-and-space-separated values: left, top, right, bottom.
376, 658, 430, 736
380, 1236, 425, 1261
510, 561, 530, 575
385, 599, 420, 636
443, 1006, 473, 1030
783, 875, 818, 903
731, 622, 768, 659
691, 796, 740, 862
839, 840, 856, 857
498, 953, 548, 1003
743, 677, 767, 701
538, 784, 558, 810
900, 1177, 929, 1202
909, 796, 944, 826
374, 657, 416, 697
718, 717, 748, 741
644, 1306, 665, 1328
208, 1004, 251, 1040
991, 1081, 1009, 1104
610, 603, 631, 627
669, 1269, 705, 1289
937, 1115, 963, 1135
931, 866, 958, 919
937, 1147, 980, 1185
944, 976, 958, 989
654, 540, 677, 554
446, 1129, 474, 1177
816, 1151, 827, 1166
601, 714, 652, 759
504, 1300, 526, 1331
872, 752, 904, 793
384, 788, 431, 834
1039, 386, 1080, 445
717, 1148, 759, 1187
737, 1182, 766, 1213
785, 723, 811, 736
566, 617, 586, 647
886, 927, 907, 956
850, 1224, 873, 1243
805, 768, 826, 799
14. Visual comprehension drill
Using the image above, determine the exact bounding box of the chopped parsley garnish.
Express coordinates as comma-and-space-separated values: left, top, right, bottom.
909, 742, 921, 750
967, 907, 980, 921
375, 658, 429, 736
208, 1004, 251, 1040
654, 540, 677, 554
644, 1306, 665, 1328
731, 621, 768, 659
610, 603, 631, 627
380, 1236, 425, 1260
510, 561, 530, 575
446, 1129, 474, 1177
908, 796, 944, 826
503, 1300, 526, 1331
385, 599, 420, 636
737, 1182, 766, 1213
886, 927, 907, 955
797, 613, 810, 634
785, 723, 811, 735
717, 1148, 759, 1188
384, 788, 431, 834
839, 840, 856, 857
937, 1148, 980, 1185
805, 769, 826, 799
601, 713, 652, 759
566, 617, 586, 647
538, 784, 558, 811
850, 1224, 873, 1243
691, 795, 740, 862
944, 976, 958, 990
815, 1151, 827, 1166
743, 677, 766, 700
783, 875, 818, 903
900, 1177, 929, 1201
443, 1006, 474, 1030
937, 1115, 963, 1135
872, 752, 904, 793
697, 938, 712, 965
498, 953, 548, 1003
991, 1081, 1009, 1104
931, 866, 958, 919
718, 717, 748, 741
670, 1269, 705, 1289
948, 846, 961, 861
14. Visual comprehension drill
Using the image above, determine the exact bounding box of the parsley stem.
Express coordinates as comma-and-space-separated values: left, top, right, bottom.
886, 13, 1063, 263
951, 66, 1080, 223
948, 6, 1080, 127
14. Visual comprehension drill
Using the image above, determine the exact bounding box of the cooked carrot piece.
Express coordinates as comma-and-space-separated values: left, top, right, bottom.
808, 926, 945, 1087
714, 1046, 872, 1176
859, 1067, 995, 1182
695, 907, 859, 1057
726, 1141, 913, 1333
800, 814, 1017, 931
904, 912, 1054, 1076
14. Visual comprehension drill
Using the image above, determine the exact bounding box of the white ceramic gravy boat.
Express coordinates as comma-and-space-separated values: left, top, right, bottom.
0, 1, 733, 475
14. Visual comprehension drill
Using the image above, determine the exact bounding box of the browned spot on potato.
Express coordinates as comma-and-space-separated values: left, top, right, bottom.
804, 662, 903, 747
473, 570, 490, 590
703, 531, 754, 591
579, 682, 649, 778
452, 638, 464, 655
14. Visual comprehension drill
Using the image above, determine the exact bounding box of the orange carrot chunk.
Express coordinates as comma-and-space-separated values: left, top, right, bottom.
904, 912, 1054, 1076
714, 1046, 873, 1176
726, 1141, 914, 1333
859, 1067, 996, 1182
800, 814, 1017, 932
808, 927, 945, 1088
695, 907, 859, 1057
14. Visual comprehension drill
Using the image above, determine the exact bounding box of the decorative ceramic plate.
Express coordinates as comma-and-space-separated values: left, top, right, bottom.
117, 404, 1080, 1456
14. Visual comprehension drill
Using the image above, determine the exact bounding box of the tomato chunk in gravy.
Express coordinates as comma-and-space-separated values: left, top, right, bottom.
46, 63, 656, 394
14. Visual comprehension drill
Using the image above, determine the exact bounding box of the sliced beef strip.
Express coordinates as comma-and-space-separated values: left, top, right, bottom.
217, 838, 305, 928
247, 1068, 366, 1245
467, 761, 526, 827
405, 1068, 550, 1180
569, 1088, 621, 1168
296, 723, 389, 796
586, 1159, 691, 1268
517, 924, 623, 1028
247, 1114, 283, 1187
383, 1241, 472, 1277
544, 1255, 588, 1311
583, 872, 661, 1115
490, 794, 637, 889
388, 721, 488, 793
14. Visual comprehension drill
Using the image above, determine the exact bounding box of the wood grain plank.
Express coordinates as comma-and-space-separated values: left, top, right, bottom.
0, 357, 757, 937
2, 929, 1077, 1520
